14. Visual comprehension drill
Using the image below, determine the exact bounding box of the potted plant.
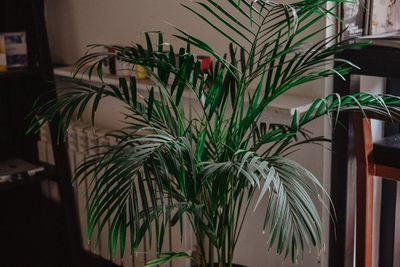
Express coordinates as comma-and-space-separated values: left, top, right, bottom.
29, 0, 400, 266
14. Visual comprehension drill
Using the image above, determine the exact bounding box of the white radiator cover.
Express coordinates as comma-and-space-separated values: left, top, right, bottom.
37, 121, 193, 267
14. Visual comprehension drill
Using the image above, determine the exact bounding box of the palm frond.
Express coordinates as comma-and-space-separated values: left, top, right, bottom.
253, 92, 400, 155
27, 0, 400, 265
266, 157, 325, 261
74, 128, 195, 255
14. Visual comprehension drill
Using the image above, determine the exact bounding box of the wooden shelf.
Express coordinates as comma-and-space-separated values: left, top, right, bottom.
54, 66, 314, 115
0, 161, 55, 191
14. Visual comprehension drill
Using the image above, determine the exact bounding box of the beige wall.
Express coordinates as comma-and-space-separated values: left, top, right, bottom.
46, 0, 226, 64
45, 0, 329, 98
44, 1, 335, 266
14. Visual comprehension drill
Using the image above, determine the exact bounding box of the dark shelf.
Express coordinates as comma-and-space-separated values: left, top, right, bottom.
0, 161, 55, 191
0, 1, 88, 266
0, 67, 38, 79
330, 45, 400, 267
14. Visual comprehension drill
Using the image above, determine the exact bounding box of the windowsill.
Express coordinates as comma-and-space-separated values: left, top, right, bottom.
54, 66, 314, 116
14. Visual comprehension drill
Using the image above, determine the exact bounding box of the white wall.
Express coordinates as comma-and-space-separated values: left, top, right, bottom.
44, 1, 335, 266
45, 0, 225, 64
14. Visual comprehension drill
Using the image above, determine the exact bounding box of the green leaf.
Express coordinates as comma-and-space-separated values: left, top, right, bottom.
130, 76, 137, 107
148, 87, 154, 119
145, 252, 191, 267
145, 32, 153, 56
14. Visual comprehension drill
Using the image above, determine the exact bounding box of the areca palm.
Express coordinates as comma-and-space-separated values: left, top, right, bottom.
29, 0, 400, 266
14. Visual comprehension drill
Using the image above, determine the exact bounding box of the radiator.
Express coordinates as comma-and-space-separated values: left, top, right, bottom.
38, 121, 193, 267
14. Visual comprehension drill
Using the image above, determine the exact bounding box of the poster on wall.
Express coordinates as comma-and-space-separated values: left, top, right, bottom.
342, 0, 368, 39
0, 35, 6, 72
3, 32, 28, 68
370, 0, 400, 34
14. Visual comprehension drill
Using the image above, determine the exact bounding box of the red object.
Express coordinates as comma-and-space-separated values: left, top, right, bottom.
107, 47, 116, 75
197, 55, 212, 72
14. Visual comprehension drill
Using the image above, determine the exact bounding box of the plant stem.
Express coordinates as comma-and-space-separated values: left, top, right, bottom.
208, 238, 214, 267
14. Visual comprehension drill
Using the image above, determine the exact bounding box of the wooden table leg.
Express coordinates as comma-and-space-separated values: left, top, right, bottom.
356, 164, 374, 267
353, 115, 374, 267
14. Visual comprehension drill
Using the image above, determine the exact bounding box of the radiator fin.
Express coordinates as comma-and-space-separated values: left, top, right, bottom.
37, 121, 193, 267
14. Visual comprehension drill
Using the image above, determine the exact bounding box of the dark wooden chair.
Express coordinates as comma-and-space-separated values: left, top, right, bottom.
352, 113, 400, 267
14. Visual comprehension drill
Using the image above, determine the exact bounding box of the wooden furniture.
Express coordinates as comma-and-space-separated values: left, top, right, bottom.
0, 0, 82, 266
54, 65, 314, 116
352, 113, 400, 267
330, 45, 400, 267
0, 1, 121, 266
